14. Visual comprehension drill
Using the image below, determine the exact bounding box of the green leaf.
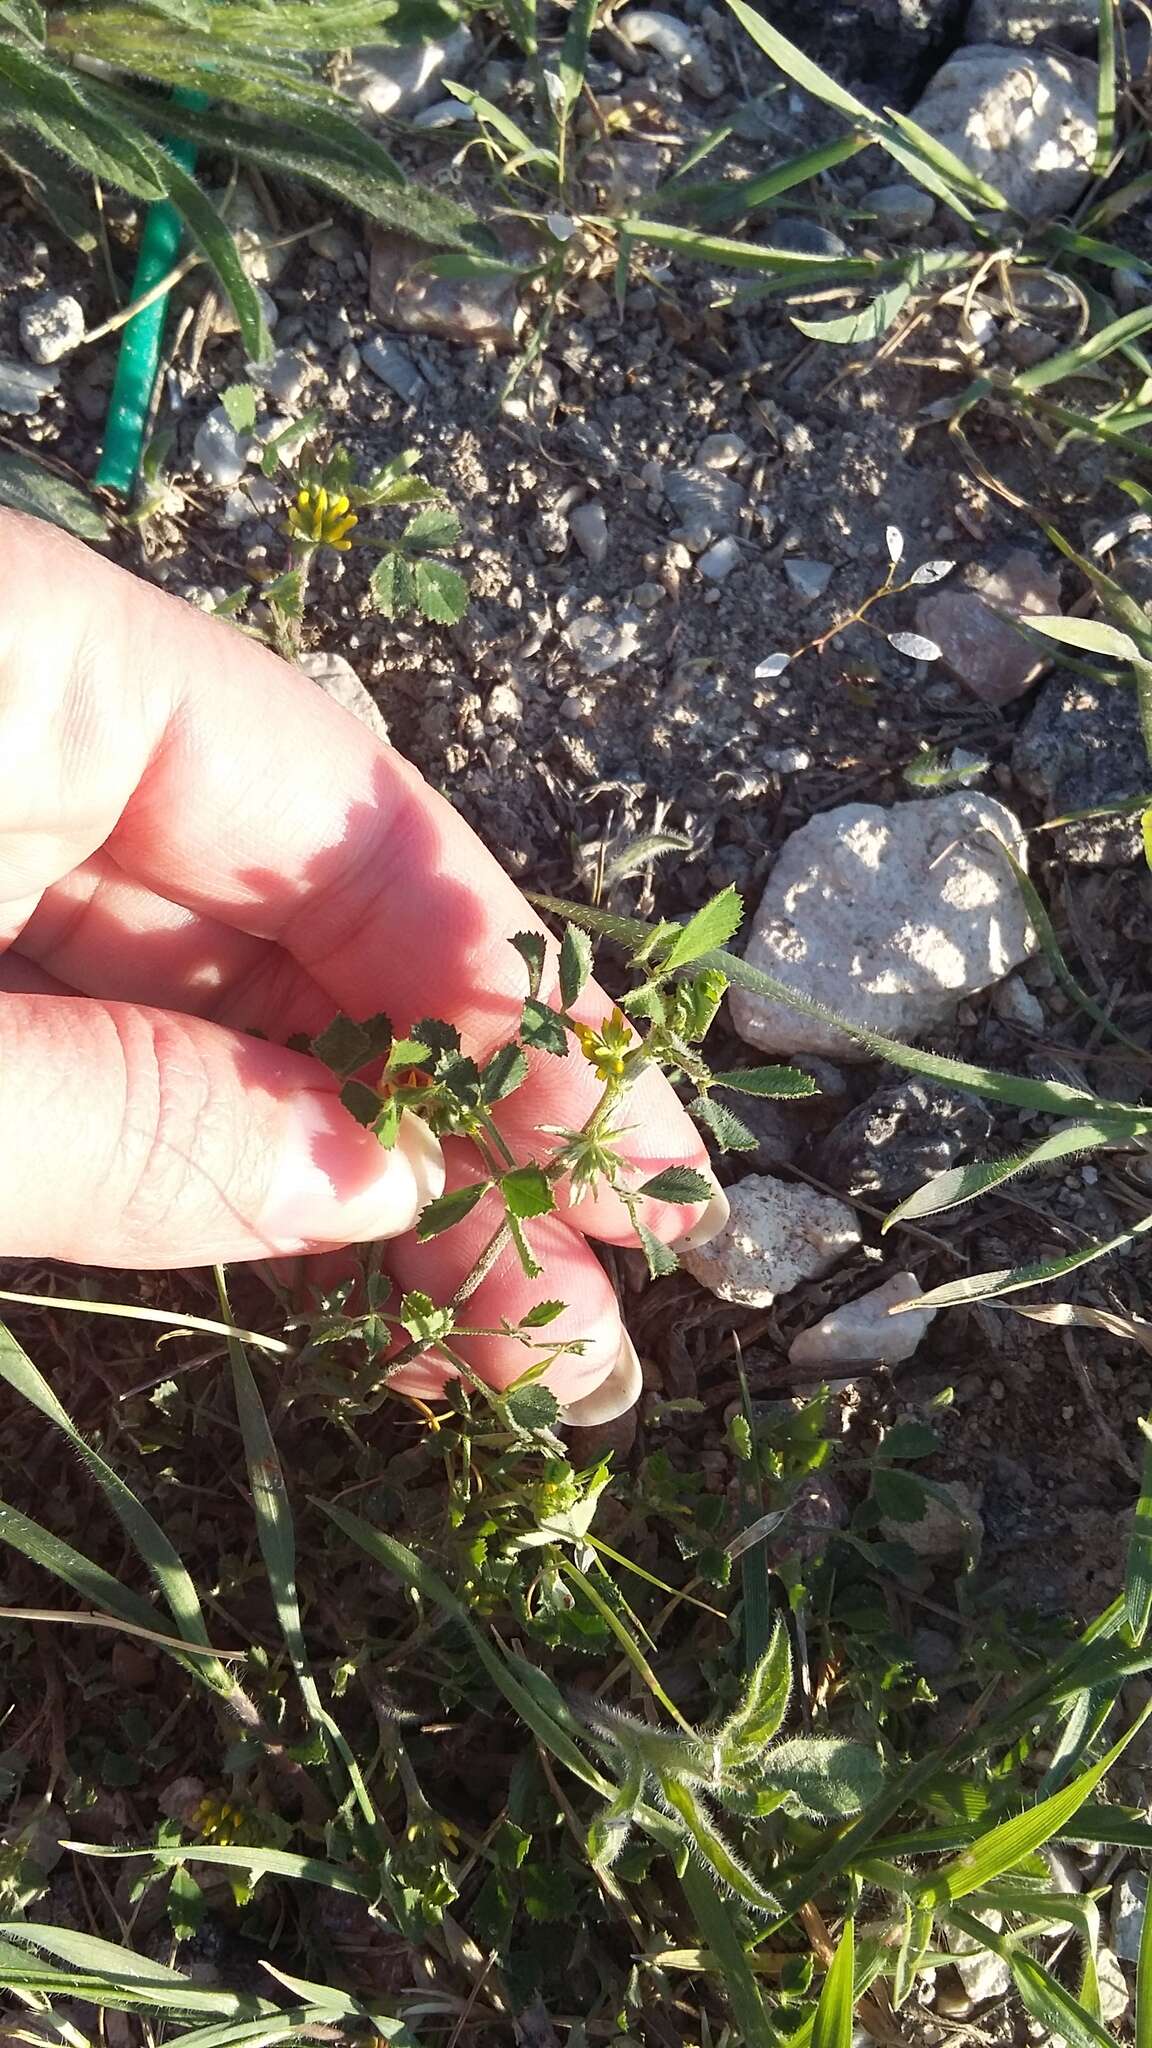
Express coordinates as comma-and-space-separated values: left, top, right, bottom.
911, 1207, 1152, 1311
660, 1775, 780, 1914
717, 1620, 792, 1761
768, 1737, 884, 1819
1128, 1421, 1152, 1641
658, 887, 743, 973
0, 0, 44, 39
885, 1117, 1132, 1230
1024, 613, 1143, 661
401, 504, 462, 553
509, 1306, 565, 1342
161, 155, 272, 362
1094, 0, 1117, 178
339, 1077, 382, 1128
501, 1165, 555, 1221
511, 931, 547, 998
691, 1096, 758, 1152
520, 997, 568, 1056
370, 551, 416, 620
711, 1065, 818, 1097
220, 382, 257, 433
812, 1918, 855, 2048
792, 279, 910, 345
312, 1011, 391, 1078
504, 1383, 561, 1431
677, 1859, 780, 2048
872, 1467, 927, 1522
416, 1180, 491, 1240
722, 0, 874, 121
638, 1166, 715, 1205
881, 1421, 940, 1461
0, 450, 108, 540
1014, 298, 1152, 394
1006, 1948, 1116, 2048
636, 1219, 679, 1279
413, 559, 468, 625
480, 1044, 528, 1103
398, 1290, 454, 1347
893, 1900, 935, 2009
913, 1699, 1152, 1906
0, 43, 168, 197
559, 923, 594, 1009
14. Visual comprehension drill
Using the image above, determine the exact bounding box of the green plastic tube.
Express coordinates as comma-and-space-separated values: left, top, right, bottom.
94, 110, 201, 495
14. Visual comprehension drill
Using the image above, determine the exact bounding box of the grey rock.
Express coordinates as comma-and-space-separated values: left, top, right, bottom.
910, 43, 1097, 219
915, 548, 1061, 704
991, 974, 1045, 1031
297, 650, 391, 745
568, 498, 609, 567
848, 0, 958, 26
412, 97, 477, 127
950, 1912, 1013, 2003
1012, 676, 1148, 866
1045, 1845, 1082, 1894
19, 289, 84, 364
337, 27, 474, 117
664, 465, 743, 543
682, 1173, 860, 1307
813, 1078, 993, 1200
882, 1479, 983, 1561
967, 0, 1100, 44
869, 182, 937, 235
371, 230, 521, 349
262, 347, 313, 410
784, 558, 834, 602
789, 1272, 936, 1371
911, 1626, 955, 1676
361, 334, 426, 402
730, 795, 1036, 1059
697, 535, 742, 581
564, 609, 642, 674
0, 358, 57, 415
1113, 1869, 1148, 1962
696, 431, 746, 469
766, 216, 849, 259
615, 8, 724, 95
1097, 1946, 1130, 2025
193, 406, 253, 488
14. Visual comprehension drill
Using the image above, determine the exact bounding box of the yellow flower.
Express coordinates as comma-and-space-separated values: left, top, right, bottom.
573, 1007, 633, 1084
193, 1794, 250, 1847
285, 483, 358, 552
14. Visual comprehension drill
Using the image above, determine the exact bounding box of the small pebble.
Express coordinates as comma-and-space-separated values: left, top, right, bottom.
992, 975, 1045, 1032
263, 347, 312, 409
361, 335, 425, 403
1112, 1869, 1147, 1962
568, 498, 609, 567
784, 557, 833, 602
193, 406, 253, 488
696, 431, 746, 470
766, 216, 849, 258
697, 535, 741, 581
869, 182, 936, 235
19, 289, 85, 365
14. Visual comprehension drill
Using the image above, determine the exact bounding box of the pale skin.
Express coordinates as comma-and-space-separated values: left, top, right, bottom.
0, 513, 728, 1423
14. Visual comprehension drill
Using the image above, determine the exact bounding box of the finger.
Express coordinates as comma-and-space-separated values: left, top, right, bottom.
0, 515, 712, 1244
0, 995, 444, 1265
380, 1144, 640, 1423
16, 850, 335, 1040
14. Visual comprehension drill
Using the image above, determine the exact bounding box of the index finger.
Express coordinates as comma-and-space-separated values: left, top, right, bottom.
0, 514, 715, 1240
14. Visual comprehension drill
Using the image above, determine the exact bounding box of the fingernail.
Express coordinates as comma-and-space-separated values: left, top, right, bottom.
260, 1099, 445, 1252
560, 1330, 643, 1428
674, 1176, 730, 1252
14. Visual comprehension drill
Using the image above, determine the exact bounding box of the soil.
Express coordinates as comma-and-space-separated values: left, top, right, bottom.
2, 0, 1152, 2027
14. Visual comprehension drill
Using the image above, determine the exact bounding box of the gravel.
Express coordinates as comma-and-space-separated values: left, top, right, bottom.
788, 1272, 937, 1370
193, 406, 253, 488
361, 335, 426, 402
783, 558, 833, 602
568, 499, 610, 567
1113, 1870, 1148, 1962
19, 288, 84, 365
914, 548, 1061, 705
812, 1079, 993, 1200
869, 182, 937, 234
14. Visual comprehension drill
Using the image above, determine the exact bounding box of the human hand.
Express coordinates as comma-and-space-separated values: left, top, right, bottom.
0, 513, 726, 1423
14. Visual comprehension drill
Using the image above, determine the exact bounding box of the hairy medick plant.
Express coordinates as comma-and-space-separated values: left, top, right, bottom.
300, 887, 817, 1416
756, 526, 955, 682
250, 434, 469, 662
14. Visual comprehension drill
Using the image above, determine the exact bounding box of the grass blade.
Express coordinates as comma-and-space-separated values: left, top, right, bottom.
67, 1842, 373, 1894
912, 1697, 1152, 1905
1094, 0, 1117, 178
677, 1858, 782, 2048
812, 1919, 855, 2048
1013, 299, 1152, 393
884, 1120, 1132, 1230
911, 1209, 1152, 1310
0, 1319, 227, 1674
1128, 1418, 1152, 1640
722, 0, 872, 121
528, 894, 1148, 1126
1137, 1865, 1152, 2048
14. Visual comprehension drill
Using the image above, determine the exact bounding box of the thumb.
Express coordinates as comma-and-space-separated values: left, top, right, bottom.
0, 996, 444, 1266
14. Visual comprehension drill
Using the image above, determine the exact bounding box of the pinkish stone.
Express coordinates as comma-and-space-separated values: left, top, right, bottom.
916, 548, 1061, 705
